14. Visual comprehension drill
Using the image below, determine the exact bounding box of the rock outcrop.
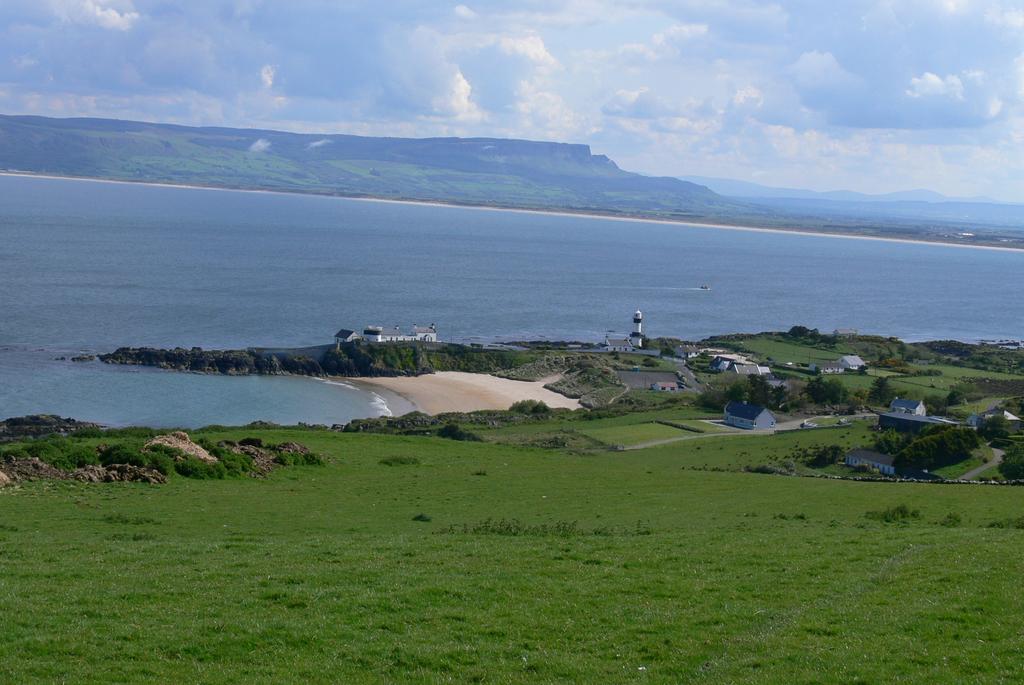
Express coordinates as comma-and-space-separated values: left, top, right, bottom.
0, 415, 101, 442
0, 470, 11, 488
72, 464, 166, 484
143, 431, 217, 463
0, 456, 69, 481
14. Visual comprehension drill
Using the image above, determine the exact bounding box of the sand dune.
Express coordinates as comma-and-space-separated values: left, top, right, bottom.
354, 372, 580, 415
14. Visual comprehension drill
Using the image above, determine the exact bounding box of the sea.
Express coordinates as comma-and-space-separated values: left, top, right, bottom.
2, 174, 1022, 427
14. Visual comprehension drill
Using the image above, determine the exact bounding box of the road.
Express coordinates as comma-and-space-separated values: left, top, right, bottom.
958, 447, 1005, 481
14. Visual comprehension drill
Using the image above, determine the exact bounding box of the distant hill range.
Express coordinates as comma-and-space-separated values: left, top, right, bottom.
1, 114, 1022, 246
682, 175, 1024, 231
0, 114, 732, 218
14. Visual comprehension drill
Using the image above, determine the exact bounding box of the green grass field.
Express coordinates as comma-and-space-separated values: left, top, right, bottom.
3, 426, 1023, 683
577, 422, 690, 446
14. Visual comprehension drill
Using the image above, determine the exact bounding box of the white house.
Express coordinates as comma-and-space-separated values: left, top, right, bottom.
674, 344, 701, 359
723, 401, 777, 430
845, 449, 896, 475
968, 408, 1022, 431
839, 355, 867, 370
363, 324, 438, 343
729, 363, 772, 376
833, 328, 859, 338
650, 381, 680, 392
889, 398, 927, 416
604, 337, 635, 353
710, 354, 750, 373
810, 362, 845, 374
334, 328, 361, 345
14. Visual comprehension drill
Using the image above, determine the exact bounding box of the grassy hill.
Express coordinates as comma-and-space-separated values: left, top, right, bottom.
0, 114, 734, 218
2, 423, 1023, 682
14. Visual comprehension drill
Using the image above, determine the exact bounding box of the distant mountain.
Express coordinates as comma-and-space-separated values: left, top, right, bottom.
0, 115, 736, 218
680, 175, 1000, 204
681, 174, 1024, 232
2, 115, 1023, 247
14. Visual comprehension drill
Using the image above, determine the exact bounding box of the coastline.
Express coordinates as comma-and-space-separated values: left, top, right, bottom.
350, 372, 581, 416
3, 171, 1022, 254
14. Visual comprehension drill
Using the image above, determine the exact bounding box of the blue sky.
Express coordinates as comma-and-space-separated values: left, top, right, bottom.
2, 0, 1024, 200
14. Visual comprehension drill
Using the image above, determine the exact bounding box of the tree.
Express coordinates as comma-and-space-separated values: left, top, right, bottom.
868, 376, 896, 406
980, 415, 1012, 441
747, 375, 774, 408
806, 376, 846, 405
874, 429, 909, 455
725, 382, 747, 403
998, 445, 1024, 480
895, 426, 981, 470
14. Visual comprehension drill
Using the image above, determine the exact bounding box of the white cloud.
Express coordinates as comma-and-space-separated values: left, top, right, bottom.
498, 35, 557, 68
454, 4, 477, 20
790, 51, 859, 89
50, 0, 139, 31
260, 64, 275, 89
248, 138, 271, 152
906, 72, 965, 100
619, 23, 708, 62
434, 70, 484, 122
306, 138, 331, 149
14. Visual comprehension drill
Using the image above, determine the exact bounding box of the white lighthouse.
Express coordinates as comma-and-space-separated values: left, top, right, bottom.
630, 309, 643, 348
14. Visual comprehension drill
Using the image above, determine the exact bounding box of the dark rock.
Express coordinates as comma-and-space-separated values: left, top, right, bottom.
0, 415, 101, 441
71, 354, 96, 362
1, 457, 69, 481
276, 441, 310, 455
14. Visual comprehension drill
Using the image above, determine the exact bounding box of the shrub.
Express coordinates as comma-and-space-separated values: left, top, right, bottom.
273, 449, 323, 466
99, 444, 148, 468
411, 513, 432, 522
510, 400, 551, 415
998, 445, 1024, 480
174, 458, 227, 479
436, 423, 482, 442
379, 456, 420, 466
865, 504, 920, 523
938, 512, 962, 527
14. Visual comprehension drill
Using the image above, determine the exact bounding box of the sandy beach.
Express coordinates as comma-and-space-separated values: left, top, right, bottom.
3, 171, 1021, 253
353, 372, 581, 415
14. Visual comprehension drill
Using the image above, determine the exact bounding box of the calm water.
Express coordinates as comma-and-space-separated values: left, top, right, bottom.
2, 175, 1022, 425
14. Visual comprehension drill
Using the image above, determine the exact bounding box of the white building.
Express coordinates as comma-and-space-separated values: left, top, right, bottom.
810, 362, 845, 374
889, 398, 927, 416
604, 337, 635, 353
845, 449, 896, 475
839, 355, 867, 370
362, 324, 438, 343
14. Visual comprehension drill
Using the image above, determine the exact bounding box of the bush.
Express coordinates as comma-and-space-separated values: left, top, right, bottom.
436, 423, 482, 442
273, 450, 324, 467
174, 458, 227, 479
998, 445, 1024, 480
510, 400, 552, 415
938, 512, 962, 527
865, 504, 920, 523
99, 444, 148, 468
379, 456, 420, 466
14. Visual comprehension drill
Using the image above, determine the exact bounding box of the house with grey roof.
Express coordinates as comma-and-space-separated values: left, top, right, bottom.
845, 449, 896, 475
334, 328, 361, 345
890, 398, 927, 416
839, 355, 867, 370
604, 337, 635, 353
723, 401, 777, 430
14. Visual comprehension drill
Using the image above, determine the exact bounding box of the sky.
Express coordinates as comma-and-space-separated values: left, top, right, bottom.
2, 0, 1024, 200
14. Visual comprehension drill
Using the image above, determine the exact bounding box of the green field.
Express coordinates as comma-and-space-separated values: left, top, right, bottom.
3, 426, 1023, 683
577, 422, 691, 446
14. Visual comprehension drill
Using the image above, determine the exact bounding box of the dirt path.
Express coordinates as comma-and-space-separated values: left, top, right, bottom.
958, 447, 1005, 481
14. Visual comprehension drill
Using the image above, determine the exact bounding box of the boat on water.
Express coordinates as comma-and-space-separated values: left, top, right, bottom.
699, 284, 711, 291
